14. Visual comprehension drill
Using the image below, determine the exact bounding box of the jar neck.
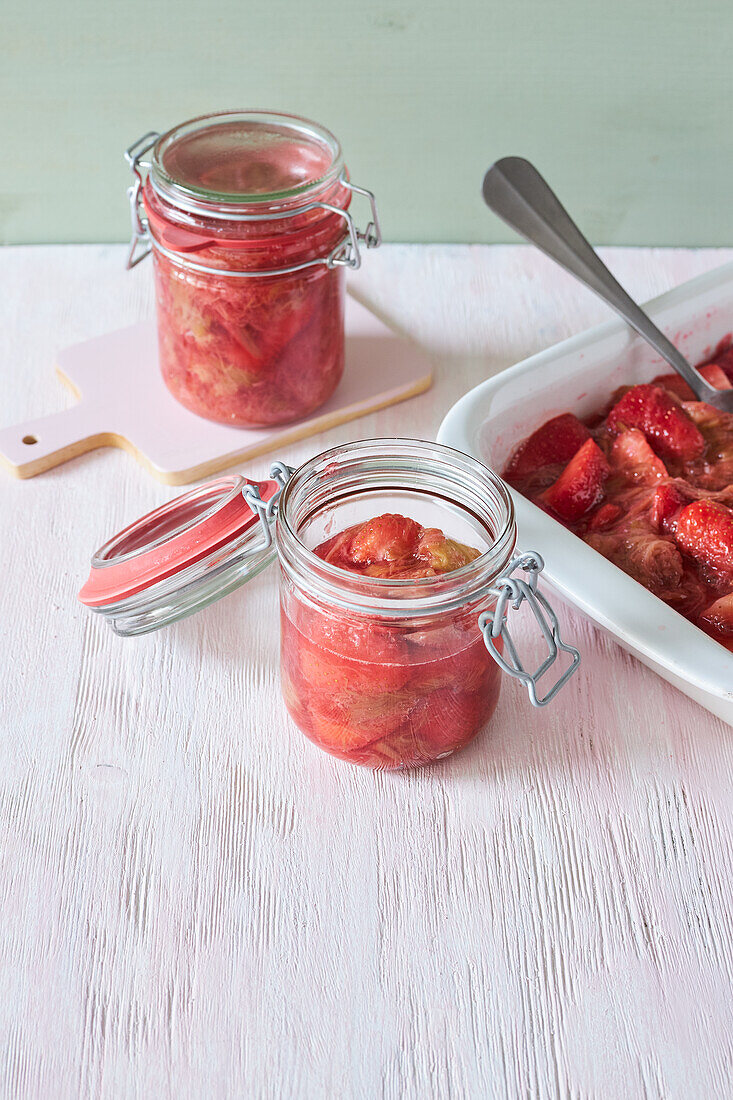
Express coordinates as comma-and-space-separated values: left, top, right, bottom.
143, 109, 350, 249
143, 178, 352, 272
275, 439, 517, 619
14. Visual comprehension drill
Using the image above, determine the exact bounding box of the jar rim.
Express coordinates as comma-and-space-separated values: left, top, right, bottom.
276, 438, 517, 617
150, 109, 345, 218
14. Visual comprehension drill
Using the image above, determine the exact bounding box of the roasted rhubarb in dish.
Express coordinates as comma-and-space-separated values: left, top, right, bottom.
503, 347, 733, 649
280, 513, 501, 769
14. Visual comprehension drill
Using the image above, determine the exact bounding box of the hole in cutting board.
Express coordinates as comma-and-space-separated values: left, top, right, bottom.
22, 435, 38, 445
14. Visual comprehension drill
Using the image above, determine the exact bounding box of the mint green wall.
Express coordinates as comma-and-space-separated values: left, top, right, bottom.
3, 0, 732, 245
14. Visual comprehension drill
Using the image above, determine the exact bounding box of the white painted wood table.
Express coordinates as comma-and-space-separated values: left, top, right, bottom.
2, 244, 733, 1100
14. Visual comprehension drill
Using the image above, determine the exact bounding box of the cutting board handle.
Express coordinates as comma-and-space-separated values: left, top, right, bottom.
0, 402, 109, 479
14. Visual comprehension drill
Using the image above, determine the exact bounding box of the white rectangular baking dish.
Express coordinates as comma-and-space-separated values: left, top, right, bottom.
437, 261, 733, 725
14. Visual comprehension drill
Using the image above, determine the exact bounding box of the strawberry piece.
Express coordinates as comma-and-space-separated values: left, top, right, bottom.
675, 499, 733, 575
653, 363, 733, 401
587, 502, 623, 531
542, 438, 610, 521
700, 593, 733, 637
713, 346, 733, 383
650, 482, 686, 533
701, 363, 731, 390
606, 384, 705, 461
610, 429, 668, 484
345, 514, 422, 566
410, 686, 495, 756
504, 413, 590, 481
652, 373, 690, 400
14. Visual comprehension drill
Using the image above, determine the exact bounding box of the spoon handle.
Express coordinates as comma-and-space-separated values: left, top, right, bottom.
482, 157, 720, 404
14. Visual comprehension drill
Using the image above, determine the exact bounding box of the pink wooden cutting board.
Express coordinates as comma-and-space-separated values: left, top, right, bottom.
0, 295, 433, 485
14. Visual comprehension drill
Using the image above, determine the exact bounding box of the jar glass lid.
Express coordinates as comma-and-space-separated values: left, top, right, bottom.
151, 110, 344, 209
78, 474, 283, 637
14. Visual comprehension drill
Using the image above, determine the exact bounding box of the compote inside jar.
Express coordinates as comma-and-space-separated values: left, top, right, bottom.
275, 441, 517, 767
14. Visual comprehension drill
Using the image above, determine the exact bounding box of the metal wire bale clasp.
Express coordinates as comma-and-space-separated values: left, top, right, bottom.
241, 461, 294, 552
124, 131, 160, 269
325, 180, 382, 270
478, 552, 580, 707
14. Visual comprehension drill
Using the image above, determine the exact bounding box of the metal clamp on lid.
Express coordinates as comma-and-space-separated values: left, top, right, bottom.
325, 180, 382, 270
241, 461, 294, 551
478, 551, 580, 707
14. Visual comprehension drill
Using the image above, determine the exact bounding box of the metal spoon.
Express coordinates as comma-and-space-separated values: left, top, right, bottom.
482, 156, 733, 411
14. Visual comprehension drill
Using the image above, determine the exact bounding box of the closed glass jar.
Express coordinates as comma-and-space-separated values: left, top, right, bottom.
275, 440, 518, 769
125, 111, 380, 427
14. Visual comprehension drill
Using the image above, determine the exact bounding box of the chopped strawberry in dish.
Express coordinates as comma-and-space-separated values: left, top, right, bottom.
652, 363, 732, 402
588, 502, 623, 532
674, 499, 733, 578
415, 528, 482, 573
542, 438, 610, 522
347, 513, 423, 566
606, 384, 705, 461
504, 412, 590, 482
649, 481, 686, 534
610, 429, 668, 485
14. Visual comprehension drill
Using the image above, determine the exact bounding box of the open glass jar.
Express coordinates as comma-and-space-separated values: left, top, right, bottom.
79, 440, 580, 769
125, 111, 381, 428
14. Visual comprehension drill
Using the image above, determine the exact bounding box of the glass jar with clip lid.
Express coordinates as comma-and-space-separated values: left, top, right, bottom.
79, 440, 580, 769
125, 110, 381, 428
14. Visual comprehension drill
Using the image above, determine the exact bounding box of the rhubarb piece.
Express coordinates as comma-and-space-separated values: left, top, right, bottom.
683, 402, 733, 491
542, 439, 610, 522
606, 384, 705, 461
410, 684, 499, 756
622, 534, 684, 592
610, 429, 668, 484
414, 528, 481, 573
675, 499, 733, 576
504, 413, 590, 481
